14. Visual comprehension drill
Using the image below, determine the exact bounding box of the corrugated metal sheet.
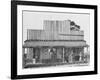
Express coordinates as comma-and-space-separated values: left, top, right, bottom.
70, 31, 84, 35
27, 29, 84, 40
27, 20, 84, 41
44, 20, 70, 34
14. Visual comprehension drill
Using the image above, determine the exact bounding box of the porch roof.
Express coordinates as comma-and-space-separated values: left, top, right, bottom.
23, 40, 88, 48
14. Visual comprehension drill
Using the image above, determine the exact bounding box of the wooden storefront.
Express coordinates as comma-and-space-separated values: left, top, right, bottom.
22, 20, 89, 68
23, 40, 89, 68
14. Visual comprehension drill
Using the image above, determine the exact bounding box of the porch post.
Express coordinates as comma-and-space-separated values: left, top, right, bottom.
62, 47, 65, 63
87, 46, 88, 52
79, 52, 82, 62
22, 48, 25, 68
38, 47, 41, 63
69, 49, 73, 63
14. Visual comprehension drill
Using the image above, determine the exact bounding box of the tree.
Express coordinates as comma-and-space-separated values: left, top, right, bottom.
70, 21, 75, 26
75, 25, 80, 29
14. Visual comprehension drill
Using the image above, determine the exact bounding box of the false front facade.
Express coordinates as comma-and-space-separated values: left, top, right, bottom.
23, 20, 89, 68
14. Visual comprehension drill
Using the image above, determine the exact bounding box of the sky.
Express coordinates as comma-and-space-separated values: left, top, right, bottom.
23, 11, 90, 45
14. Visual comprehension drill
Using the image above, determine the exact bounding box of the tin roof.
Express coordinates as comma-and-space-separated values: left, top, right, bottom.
23, 40, 88, 48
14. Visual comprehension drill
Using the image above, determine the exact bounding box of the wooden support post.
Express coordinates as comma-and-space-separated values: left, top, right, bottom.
69, 49, 73, 63
22, 48, 25, 68
87, 47, 88, 52
79, 52, 82, 62
38, 47, 41, 63
38, 47, 40, 63
62, 47, 65, 63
